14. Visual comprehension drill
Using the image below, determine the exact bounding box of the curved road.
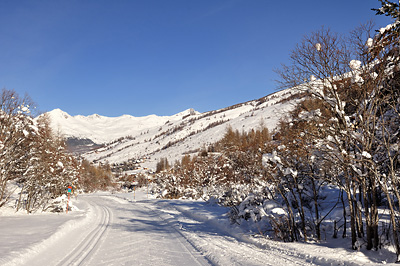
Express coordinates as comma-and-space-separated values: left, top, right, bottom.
35, 194, 212, 266
21, 193, 315, 266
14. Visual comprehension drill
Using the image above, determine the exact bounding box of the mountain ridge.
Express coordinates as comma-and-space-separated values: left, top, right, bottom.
44, 88, 302, 171
45, 107, 201, 144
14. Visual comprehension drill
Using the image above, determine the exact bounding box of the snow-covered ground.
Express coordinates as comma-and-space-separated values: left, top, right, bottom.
1, 189, 398, 266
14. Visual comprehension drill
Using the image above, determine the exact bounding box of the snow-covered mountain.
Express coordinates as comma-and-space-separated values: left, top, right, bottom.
46, 108, 200, 144
44, 88, 302, 171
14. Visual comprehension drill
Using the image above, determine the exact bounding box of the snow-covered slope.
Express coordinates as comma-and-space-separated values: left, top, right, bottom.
44, 88, 302, 170
46, 108, 199, 144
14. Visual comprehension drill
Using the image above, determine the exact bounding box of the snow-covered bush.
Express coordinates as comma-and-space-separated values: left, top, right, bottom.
0, 89, 83, 213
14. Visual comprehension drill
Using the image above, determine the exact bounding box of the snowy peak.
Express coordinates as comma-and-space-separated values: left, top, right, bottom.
87, 113, 104, 120
43, 108, 201, 144
48, 108, 72, 120
174, 108, 200, 118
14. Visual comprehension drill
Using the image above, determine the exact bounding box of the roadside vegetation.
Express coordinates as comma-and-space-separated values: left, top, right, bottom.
0, 89, 116, 213
153, 1, 400, 259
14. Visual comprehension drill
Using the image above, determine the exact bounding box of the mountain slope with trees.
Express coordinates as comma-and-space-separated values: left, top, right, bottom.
47, 88, 302, 172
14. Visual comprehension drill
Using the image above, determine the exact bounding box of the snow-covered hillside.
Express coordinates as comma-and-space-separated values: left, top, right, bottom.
44, 88, 302, 170
46, 108, 200, 144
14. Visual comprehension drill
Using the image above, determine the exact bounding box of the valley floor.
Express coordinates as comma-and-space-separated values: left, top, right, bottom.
0, 190, 397, 265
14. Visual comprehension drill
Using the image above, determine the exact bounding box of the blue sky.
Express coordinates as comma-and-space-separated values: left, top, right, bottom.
0, 0, 391, 117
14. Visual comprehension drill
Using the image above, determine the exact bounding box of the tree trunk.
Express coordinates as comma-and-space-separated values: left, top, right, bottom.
311, 178, 321, 240
292, 186, 307, 242
345, 185, 357, 249
298, 192, 307, 242
279, 188, 297, 242
353, 184, 363, 239
371, 182, 379, 250
341, 189, 347, 238
362, 178, 373, 250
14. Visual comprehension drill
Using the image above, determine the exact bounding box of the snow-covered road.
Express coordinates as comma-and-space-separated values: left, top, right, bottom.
74, 195, 211, 265
3, 191, 388, 265
9, 193, 211, 266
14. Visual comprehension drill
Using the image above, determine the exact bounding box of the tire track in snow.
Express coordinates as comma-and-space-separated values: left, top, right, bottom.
147, 201, 216, 265
79, 197, 212, 266
56, 204, 111, 266
153, 200, 314, 266
149, 206, 213, 266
